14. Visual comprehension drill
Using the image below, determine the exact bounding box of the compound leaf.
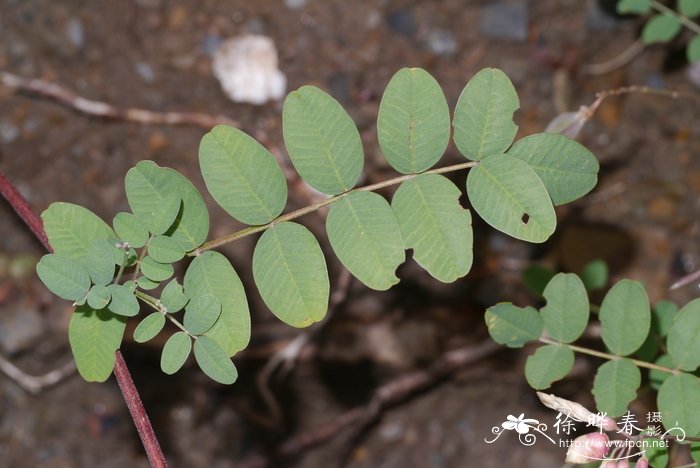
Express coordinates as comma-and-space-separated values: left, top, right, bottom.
453, 68, 519, 161
107, 284, 140, 317
327, 191, 404, 290
69, 305, 126, 382
184, 294, 221, 336
507, 133, 599, 205
199, 125, 287, 225
642, 14, 681, 44
667, 298, 700, 371
658, 373, 700, 436
113, 212, 149, 248
124, 161, 209, 251
42, 202, 116, 266
184, 251, 250, 355
140, 256, 174, 282
466, 154, 556, 242
133, 312, 166, 343
540, 273, 589, 343
283, 86, 364, 195
377, 67, 450, 174
599, 279, 650, 356
592, 359, 641, 417
617, 0, 651, 14
36, 254, 91, 301
524, 344, 575, 390
391, 173, 473, 282
161, 331, 192, 375
253, 222, 329, 327
148, 235, 185, 264
485, 303, 543, 348
194, 335, 238, 385
161, 279, 189, 314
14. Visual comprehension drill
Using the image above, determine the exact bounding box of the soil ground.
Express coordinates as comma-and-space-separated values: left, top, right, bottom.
1, 1, 699, 467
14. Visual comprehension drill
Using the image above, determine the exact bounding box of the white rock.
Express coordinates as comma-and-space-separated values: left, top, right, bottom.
212, 35, 287, 105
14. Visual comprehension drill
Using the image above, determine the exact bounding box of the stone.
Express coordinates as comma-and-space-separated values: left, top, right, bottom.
480, 2, 528, 42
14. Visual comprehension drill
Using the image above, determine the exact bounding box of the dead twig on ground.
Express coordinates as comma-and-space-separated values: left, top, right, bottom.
241, 339, 501, 468
0, 353, 76, 394
583, 40, 645, 76
0, 71, 239, 129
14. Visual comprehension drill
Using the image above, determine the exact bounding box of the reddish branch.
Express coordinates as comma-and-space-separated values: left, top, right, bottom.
1, 71, 239, 129
241, 339, 501, 468
0, 170, 167, 467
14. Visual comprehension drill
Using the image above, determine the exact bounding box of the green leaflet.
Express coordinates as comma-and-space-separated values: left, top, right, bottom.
69, 305, 127, 382
113, 212, 149, 248
649, 354, 675, 390
667, 298, 700, 371
161, 279, 189, 314
184, 251, 250, 355
85, 239, 116, 286
680, 0, 700, 17
651, 300, 678, 337
199, 125, 287, 226
522, 265, 556, 298
507, 133, 599, 206
36, 254, 91, 301
148, 235, 185, 264
688, 35, 700, 63
184, 294, 221, 336
107, 284, 140, 317
124, 161, 209, 251
540, 273, 589, 343
485, 303, 543, 348
617, 0, 651, 14
148, 193, 181, 236
137, 276, 159, 290
524, 344, 574, 390
140, 256, 174, 282
642, 14, 681, 44
580, 259, 608, 291
283, 86, 364, 195
658, 373, 700, 436
194, 336, 238, 385
133, 312, 166, 343
161, 331, 192, 375
327, 191, 405, 290
453, 68, 519, 161
466, 154, 556, 242
599, 279, 650, 356
42, 202, 117, 267
391, 174, 473, 282
252, 222, 329, 327
592, 359, 641, 417
86, 284, 111, 310
377, 67, 450, 174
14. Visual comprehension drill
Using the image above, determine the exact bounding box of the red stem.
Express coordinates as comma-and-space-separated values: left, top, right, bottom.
0, 169, 167, 467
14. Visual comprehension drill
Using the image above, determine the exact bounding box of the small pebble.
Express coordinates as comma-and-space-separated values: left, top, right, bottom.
135, 62, 156, 83
65, 17, 85, 49
426, 29, 457, 56
284, 0, 308, 9
480, 2, 528, 42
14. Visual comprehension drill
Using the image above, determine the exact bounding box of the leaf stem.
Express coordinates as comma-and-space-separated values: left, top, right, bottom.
191, 161, 479, 255
134, 290, 194, 338
651, 1, 700, 36
538, 337, 686, 376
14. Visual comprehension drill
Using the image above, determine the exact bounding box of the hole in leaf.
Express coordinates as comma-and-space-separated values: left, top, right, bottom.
521, 213, 530, 224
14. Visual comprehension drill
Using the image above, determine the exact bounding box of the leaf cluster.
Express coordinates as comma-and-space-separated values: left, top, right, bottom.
486, 270, 700, 448
36, 67, 598, 384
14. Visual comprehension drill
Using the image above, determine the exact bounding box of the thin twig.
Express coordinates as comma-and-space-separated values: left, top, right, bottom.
240, 340, 501, 468
584, 40, 645, 76
0, 71, 239, 129
0, 169, 167, 467
0, 354, 76, 394
670, 269, 700, 290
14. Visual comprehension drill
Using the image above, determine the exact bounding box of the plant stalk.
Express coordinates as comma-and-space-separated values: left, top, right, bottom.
191, 160, 478, 255
0, 169, 167, 467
